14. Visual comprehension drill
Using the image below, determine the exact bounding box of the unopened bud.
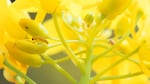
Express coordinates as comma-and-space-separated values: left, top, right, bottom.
98, 0, 131, 19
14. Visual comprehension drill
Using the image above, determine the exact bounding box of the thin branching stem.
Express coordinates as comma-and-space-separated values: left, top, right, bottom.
93, 32, 130, 61
4, 59, 36, 84
90, 46, 140, 84
99, 72, 143, 81
53, 13, 84, 72
42, 54, 77, 84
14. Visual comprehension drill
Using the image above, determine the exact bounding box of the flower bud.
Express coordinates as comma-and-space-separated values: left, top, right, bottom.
5, 42, 43, 67
19, 18, 49, 38
98, 0, 131, 19
84, 13, 94, 25
115, 16, 131, 37
15, 39, 48, 54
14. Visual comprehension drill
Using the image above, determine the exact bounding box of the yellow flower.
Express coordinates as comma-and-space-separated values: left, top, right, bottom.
98, 0, 131, 19
1, 0, 150, 84
10, 0, 40, 12
3, 55, 28, 83
0, 0, 41, 83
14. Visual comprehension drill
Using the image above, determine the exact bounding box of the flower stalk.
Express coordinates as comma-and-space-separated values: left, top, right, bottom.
4, 59, 36, 84
53, 13, 84, 72
91, 46, 140, 84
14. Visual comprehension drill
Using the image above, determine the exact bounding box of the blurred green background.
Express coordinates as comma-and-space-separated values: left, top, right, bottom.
27, 52, 81, 84
0, 52, 81, 84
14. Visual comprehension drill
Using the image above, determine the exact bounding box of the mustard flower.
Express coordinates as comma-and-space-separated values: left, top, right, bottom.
1, 0, 150, 84
0, 0, 43, 83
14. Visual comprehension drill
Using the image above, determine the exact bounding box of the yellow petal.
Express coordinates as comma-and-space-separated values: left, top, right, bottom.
40, 0, 60, 13
0, 54, 4, 69
10, 0, 40, 12
98, 0, 131, 19
1, 8, 28, 39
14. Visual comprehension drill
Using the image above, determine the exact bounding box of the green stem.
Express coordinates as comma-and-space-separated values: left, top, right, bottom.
43, 55, 77, 84
94, 44, 139, 65
55, 49, 86, 63
90, 46, 140, 84
92, 17, 109, 38
93, 32, 130, 61
48, 40, 83, 49
62, 18, 84, 40
53, 13, 84, 72
16, 76, 24, 84
113, 50, 139, 65
79, 21, 98, 84
99, 72, 143, 80
4, 59, 36, 84
79, 47, 93, 84
78, 15, 109, 84
55, 56, 70, 63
